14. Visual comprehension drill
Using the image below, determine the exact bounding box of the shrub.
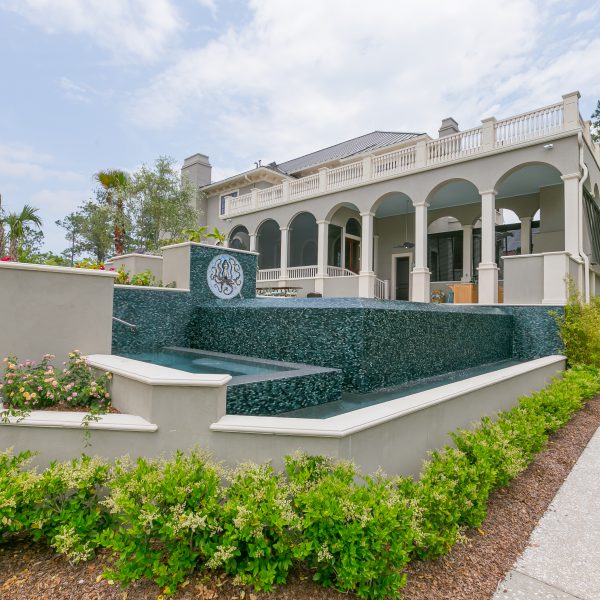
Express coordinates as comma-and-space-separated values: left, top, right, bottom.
0, 351, 111, 412
101, 451, 222, 596
555, 281, 600, 367
287, 454, 415, 599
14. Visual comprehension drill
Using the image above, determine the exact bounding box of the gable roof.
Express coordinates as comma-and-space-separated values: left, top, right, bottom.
276, 130, 422, 174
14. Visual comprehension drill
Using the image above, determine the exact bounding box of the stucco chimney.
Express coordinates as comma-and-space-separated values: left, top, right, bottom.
182, 153, 212, 187
438, 118, 460, 138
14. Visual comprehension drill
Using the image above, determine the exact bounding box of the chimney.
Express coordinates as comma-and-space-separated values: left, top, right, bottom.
181, 153, 212, 187
438, 117, 460, 138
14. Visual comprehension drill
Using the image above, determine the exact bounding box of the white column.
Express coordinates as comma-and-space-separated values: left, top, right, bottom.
562, 173, 580, 257
519, 217, 532, 255
315, 220, 329, 295
249, 233, 257, 253
358, 211, 375, 298
411, 201, 430, 302
280, 227, 289, 282
478, 189, 499, 304
461, 224, 473, 282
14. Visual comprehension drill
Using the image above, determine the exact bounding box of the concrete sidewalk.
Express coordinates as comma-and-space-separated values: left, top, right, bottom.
493, 426, 600, 600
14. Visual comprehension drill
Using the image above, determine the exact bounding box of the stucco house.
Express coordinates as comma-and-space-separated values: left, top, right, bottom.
181, 91, 600, 305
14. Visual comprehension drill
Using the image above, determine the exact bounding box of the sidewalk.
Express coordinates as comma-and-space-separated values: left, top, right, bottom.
493, 426, 600, 600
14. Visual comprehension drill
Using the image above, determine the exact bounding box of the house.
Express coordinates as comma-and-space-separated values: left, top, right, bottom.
181, 91, 600, 305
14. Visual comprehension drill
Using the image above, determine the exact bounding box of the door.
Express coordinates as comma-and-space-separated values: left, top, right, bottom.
395, 256, 410, 300
345, 237, 361, 273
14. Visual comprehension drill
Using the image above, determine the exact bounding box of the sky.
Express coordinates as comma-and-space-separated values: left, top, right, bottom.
1, 0, 600, 254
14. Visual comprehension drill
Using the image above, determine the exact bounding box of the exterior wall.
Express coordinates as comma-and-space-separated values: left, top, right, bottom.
534, 184, 564, 253
0, 262, 115, 362
323, 275, 359, 297
106, 254, 164, 282
162, 243, 191, 289
503, 255, 544, 303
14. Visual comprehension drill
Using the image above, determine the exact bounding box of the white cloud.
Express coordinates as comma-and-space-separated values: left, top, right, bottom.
0, 0, 182, 62
30, 189, 89, 216
59, 77, 92, 103
0, 144, 84, 182
129, 0, 546, 164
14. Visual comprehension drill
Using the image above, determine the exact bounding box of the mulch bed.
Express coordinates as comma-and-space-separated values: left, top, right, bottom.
1, 394, 599, 600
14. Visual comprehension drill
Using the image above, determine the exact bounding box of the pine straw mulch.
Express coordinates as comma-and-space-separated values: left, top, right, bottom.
1, 394, 599, 600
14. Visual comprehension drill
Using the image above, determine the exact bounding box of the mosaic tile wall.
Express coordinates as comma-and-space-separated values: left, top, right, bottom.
227, 369, 343, 416
508, 306, 563, 360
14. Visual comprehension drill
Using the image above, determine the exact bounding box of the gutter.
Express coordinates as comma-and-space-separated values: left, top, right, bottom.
578, 131, 591, 302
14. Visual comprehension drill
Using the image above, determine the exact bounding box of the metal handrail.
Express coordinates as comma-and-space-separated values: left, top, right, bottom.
112, 316, 137, 331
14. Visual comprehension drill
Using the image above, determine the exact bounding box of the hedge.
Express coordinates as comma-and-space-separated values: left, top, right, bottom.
1, 365, 599, 599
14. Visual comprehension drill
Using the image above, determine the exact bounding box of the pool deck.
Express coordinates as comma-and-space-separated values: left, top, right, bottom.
493, 425, 600, 600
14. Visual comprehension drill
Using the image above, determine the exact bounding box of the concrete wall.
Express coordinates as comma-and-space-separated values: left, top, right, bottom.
106, 254, 164, 282
503, 255, 544, 304
162, 244, 191, 289
0, 262, 115, 362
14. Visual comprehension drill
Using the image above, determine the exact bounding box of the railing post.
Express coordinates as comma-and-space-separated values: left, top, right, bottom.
562, 91, 581, 130
282, 180, 290, 203
362, 155, 373, 181
481, 117, 496, 151
415, 137, 428, 168
251, 188, 259, 210
318, 168, 328, 193
384, 279, 390, 300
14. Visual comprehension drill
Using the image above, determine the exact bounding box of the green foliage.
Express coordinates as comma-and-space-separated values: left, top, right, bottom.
130, 269, 157, 287
206, 227, 226, 246
183, 226, 207, 242
4, 205, 43, 261
0, 351, 111, 412
101, 451, 222, 596
1, 367, 599, 598
554, 280, 600, 367
591, 99, 600, 143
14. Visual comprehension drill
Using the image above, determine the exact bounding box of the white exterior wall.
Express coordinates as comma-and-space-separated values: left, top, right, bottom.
106, 254, 164, 282
0, 263, 115, 362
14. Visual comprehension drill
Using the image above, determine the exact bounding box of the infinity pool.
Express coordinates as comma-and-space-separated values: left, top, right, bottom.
120, 348, 290, 377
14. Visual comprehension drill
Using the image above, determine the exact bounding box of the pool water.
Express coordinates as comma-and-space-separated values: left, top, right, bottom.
120, 349, 290, 377
280, 359, 523, 419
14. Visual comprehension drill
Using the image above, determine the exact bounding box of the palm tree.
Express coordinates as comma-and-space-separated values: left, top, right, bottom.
95, 170, 129, 255
5, 205, 42, 261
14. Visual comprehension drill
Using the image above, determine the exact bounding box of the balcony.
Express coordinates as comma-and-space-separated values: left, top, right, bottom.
220, 95, 596, 220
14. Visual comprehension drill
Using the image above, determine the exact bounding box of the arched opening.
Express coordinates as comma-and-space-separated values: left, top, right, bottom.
344, 217, 362, 273
256, 219, 281, 269
289, 212, 318, 267
228, 225, 249, 251
427, 216, 463, 282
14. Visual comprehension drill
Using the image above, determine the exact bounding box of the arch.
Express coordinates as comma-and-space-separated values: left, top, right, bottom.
346, 217, 361, 237
427, 215, 462, 234
500, 208, 520, 225
256, 218, 281, 270
325, 201, 361, 223
228, 225, 249, 251
493, 161, 563, 195
288, 212, 318, 267
425, 178, 480, 210
370, 191, 414, 218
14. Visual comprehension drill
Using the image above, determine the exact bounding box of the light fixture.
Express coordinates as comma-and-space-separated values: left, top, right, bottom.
543, 143, 554, 150
393, 197, 415, 248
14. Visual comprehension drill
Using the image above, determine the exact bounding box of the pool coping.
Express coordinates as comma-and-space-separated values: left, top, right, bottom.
164, 346, 342, 385
210, 355, 566, 437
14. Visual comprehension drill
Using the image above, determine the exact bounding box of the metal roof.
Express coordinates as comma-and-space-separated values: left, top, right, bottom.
276, 131, 422, 174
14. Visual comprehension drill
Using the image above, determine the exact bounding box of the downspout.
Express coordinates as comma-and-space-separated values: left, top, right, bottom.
578, 131, 590, 302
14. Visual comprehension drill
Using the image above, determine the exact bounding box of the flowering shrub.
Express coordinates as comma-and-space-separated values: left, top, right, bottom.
0, 351, 111, 412
74, 258, 114, 271
0, 256, 12, 262
0, 367, 599, 598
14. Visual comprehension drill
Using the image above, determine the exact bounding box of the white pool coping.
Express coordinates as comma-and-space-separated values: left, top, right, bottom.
0, 409, 157, 432
210, 355, 566, 438
86, 354, 231, 387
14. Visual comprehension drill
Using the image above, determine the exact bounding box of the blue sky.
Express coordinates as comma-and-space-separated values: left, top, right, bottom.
1, 0, 599, 253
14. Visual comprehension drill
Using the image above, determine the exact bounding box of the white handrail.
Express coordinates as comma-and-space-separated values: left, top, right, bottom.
495, 102, 563, 147
375, 278, 390, 300
287, 265, 318, 279
257, 268, 281, 281
327, 266, 358, 277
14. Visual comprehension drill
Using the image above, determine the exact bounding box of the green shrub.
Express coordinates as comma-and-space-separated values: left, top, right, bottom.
555, 282, 600, 367
287, 454, 415, 599
101, 450, 221, 596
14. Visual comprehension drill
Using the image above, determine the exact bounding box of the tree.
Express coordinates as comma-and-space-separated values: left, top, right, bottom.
5, 205, 42, 261
95, 169, 129, 255
0, 193, 5, 257
592, 100, 600, 143
128, 156, 199, 252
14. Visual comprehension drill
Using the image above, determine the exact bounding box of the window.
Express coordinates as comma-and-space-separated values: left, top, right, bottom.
428, 230, 463, 282
220, 190, 238, 215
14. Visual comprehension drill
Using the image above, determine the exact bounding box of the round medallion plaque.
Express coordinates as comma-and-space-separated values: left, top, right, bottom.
206, 253, 244, 299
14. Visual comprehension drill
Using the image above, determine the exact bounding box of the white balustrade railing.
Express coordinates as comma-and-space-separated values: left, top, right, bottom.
372, 146, 416, 176
226, 192, 253, 216
375, 278, 390, 300
495, 102, 563, 147
287, 265, 318, 279
257, 185, 283, 208
221, 97, 577, 218
289, 173, 319, 198
427, 126, 482, 164
327, 266, 358, 277
327, 161, 363, 190
257, 268, 281, 281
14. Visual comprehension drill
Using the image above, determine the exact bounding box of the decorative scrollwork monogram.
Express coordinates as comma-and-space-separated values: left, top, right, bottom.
206, 254, 244, 299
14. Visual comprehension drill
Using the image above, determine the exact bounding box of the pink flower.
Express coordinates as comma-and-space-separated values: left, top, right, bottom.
0, 257, 12, 262
37, 386, 43, 391
72, 392, 78, 397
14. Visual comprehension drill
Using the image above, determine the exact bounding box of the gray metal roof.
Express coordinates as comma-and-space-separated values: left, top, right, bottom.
276, 131, 422, 174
